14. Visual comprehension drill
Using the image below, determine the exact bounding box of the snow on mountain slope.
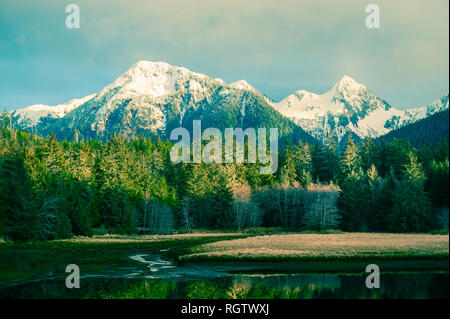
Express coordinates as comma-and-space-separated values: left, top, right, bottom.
11, 94, 95, 128
11, 60, 293, 140
58, 61, 220, 137
274, 76, 387, 120
406, 94, 449, 118
9, 61, 448, 144
273, 76, 449, 142
381, 94, 449, 133
101, 61, 209, 98
230, 80, 256, 91
353, 107, 405, 137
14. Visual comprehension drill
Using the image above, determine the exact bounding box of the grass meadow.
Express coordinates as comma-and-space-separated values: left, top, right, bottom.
181, 233, 449, 262
0, 232, 448, 285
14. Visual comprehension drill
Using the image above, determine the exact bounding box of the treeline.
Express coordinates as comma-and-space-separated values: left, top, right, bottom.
376, 109, 449, 148
0, 127, 448, 242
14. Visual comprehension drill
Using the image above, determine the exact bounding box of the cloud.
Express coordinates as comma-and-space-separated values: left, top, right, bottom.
0, 0, 448, 109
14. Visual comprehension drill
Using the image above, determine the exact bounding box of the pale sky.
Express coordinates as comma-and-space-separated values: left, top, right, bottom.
0, 0, 448, 110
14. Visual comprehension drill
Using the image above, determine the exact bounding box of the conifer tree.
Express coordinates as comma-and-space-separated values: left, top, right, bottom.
337, 169, 367, 231
279, 144, 297, 186
390, 152, 432, 232
340, 135, 361, 180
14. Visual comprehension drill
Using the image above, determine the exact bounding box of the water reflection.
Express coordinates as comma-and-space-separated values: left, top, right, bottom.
0, 272, 447, 299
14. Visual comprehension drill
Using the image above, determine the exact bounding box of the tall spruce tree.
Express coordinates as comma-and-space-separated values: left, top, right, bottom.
390, 152, 432, 232
340, 135, 361, 180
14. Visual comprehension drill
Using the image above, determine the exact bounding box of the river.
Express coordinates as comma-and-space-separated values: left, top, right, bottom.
0, 252, 448, 299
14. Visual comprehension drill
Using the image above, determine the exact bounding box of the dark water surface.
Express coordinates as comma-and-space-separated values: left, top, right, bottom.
0, 253, 448, 299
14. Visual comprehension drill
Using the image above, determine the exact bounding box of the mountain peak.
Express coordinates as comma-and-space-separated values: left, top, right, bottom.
132, 60, 169, 68
125, 60, 189, 78
229, 80, 255, 91
105, 60, 207, 97
340, 75, 357, 83
294, 89, 316, 96
332, 75, 366, 94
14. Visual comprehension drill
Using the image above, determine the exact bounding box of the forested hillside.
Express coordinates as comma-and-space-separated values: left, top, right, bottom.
376, 110, 449, 148
0, 124, 448, 242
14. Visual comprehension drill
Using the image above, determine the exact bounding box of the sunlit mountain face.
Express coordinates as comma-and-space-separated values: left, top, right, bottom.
272, 75, 449, 143
10, 61, 448, 144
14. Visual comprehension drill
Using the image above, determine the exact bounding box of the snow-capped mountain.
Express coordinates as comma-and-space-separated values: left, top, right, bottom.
272, 76, 449, 142
62, 60, 224, 137
229, 80, 256, 91
9, 61, 448, 145
11, 61, 313, 143
11, 94, 95, 129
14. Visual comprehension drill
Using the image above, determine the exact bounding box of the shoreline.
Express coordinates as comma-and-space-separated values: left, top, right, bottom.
179, 259, 449, 273
1, 232, 448, 284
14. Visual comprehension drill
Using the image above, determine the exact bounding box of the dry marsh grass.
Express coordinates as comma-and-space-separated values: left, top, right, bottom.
54, 233, 245, 243
181, 233, 449, 262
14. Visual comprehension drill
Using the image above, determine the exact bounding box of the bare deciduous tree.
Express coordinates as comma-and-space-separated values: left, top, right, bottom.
302, 189, 341, 230
233, 185, 262, 229
133, 200, 174, 234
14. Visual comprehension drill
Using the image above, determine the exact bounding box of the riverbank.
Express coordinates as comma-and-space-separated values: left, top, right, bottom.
0, 232, 448, 286
0, 233, 246, 285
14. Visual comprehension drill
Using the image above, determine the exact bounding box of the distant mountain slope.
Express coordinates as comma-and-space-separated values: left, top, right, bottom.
10, 61, 316, 144
11, 94, 95, 129
376, 109, 449, 147
9, 61, 448, 146
271, 77, 449, 143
